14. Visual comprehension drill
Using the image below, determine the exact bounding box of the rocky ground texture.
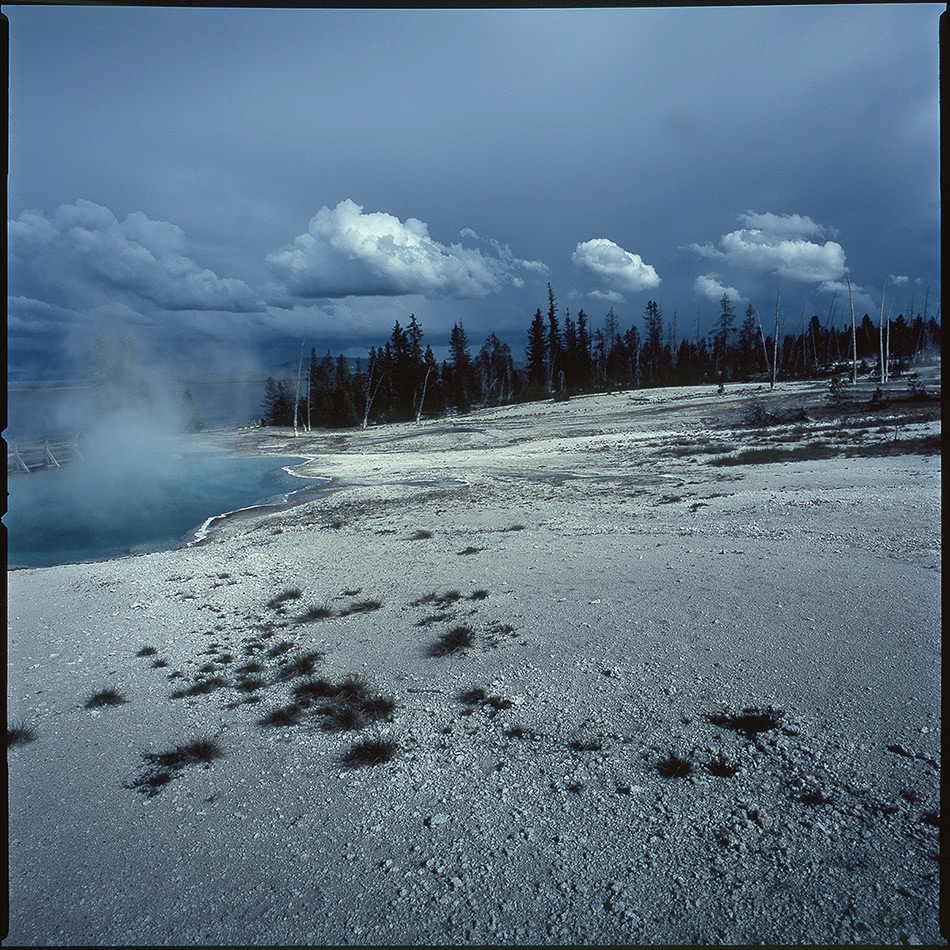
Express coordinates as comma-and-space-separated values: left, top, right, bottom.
6, 376, 943, 945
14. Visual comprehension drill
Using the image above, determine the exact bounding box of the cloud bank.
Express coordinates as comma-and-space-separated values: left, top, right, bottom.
266, 200, 546, 300
687, 211, 846, 283
572, 238, 661, 294
7, 199, 262, 313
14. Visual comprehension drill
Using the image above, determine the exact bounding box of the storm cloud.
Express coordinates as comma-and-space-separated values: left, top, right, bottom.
8, 200, 263, 313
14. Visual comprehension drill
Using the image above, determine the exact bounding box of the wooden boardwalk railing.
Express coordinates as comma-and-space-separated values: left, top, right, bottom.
7, 435, 82, 475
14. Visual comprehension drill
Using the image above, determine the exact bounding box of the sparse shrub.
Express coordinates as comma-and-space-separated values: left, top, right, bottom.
458, 687, 487, 705
277, 650, 324, 680
258, 705, 303, 728
236, 660, 265, 675
339, 599, 383, 616
235, 676, 265, 693
266, 639, 294, 658
136, 646, 158, 657
7, 721, 36, 747
485, 695, 514, 712
185, 676, 228, 696
267, 587, 303, 609
84, 689, 128, 709
410, 529, 434, 540
292, 677, 336, 705
334, 674, 369, 701
360, 694, 397, 722
431, 626, 474, 657
128, 735, 223, 796
323, 703, 368, 731
458, 546, 481, 556
299, 603, 334, 623
151, 658, 168, 668
469, 590, 489, 600
342, 736, 398, 767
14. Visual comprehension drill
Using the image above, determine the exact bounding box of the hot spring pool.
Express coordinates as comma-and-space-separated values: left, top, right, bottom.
5, 455, 329, 569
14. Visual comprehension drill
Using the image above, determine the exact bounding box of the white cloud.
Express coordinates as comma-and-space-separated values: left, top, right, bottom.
571, 238, 661, 292
686, 211, 847, 283
7, 199, 262, 313
891, 274, 909, 285
694, 274, 746, 303
589, 289, 625, 304
266, 200, 545, 299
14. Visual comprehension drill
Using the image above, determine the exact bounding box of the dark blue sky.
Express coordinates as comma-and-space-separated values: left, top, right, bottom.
6, 5, 942, 381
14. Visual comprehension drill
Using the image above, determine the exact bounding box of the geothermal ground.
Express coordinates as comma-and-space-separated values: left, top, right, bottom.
5, 376, 943, 945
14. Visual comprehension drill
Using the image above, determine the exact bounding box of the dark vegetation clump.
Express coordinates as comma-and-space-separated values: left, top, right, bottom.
277, 650, 325, 680
339, 599, 383, 616
136, 646, 158, 657
657, 754, 694, 778
128, 736, 223, 797
299, 603, 334, 623
342, 736, 398, 767
7, 721, 37, 747
292, 677, 337, 705
457, 687, 488, 705
236, 660, 265, 675
266, 639, 294, 658
235, 676, 265, 693
267, 587, 303, 609
84, 689, 128, 709
469, 590, 489, 600
706, 706, 783, 738
258, 705, 303, 728
431, 626, 474, 657
410, 529, 434, 540
458, 546, 481, 555
151, 658, 169, 668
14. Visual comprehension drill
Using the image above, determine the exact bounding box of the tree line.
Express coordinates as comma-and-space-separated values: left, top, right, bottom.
261, 284, 941, 428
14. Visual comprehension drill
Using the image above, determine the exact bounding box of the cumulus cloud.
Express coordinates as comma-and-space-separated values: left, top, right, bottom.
694, 274, 746, 304
571, 238, 661, 293
891, 274, 909, 285
7, 199, 262, 313
589, 289, 626, 304
266, 199, 546, 300
685, 211, 847, 283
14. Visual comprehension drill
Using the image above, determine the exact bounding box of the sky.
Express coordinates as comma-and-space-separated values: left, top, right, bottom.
5, 4, 943, 382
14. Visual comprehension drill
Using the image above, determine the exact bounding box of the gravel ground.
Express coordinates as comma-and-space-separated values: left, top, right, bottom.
5, 378, 943, 945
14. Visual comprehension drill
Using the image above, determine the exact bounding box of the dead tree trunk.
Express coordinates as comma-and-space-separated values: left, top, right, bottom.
848, 276, 857, 384
878, 275, 889, 384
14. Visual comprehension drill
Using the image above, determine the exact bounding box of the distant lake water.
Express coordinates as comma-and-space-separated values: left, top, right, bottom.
5, 455, 328, 569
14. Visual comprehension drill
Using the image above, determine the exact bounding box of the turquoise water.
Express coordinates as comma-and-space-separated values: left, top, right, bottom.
5, 455, 327, 569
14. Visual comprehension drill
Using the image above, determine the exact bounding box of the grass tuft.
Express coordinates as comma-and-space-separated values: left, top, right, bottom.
267, 587, 303, 609
277, 650, 325, 680
568, 738, 602, 752
266, 639, 295, 658
458, 546, 481, 555
258, 705, 303, 728
410, 529, 434, 540
339, 599, 383, 616
136, 646, 158, 657
84, 689, 128, 709
431, 626, 474, 657
292, 677, 337, 705
128, 735, 223, 796
457, 687, 488, 705
7, 721, 37, 747
468, 590, 489, 600
342, 736, 398, 767
299, 603, 334, 623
